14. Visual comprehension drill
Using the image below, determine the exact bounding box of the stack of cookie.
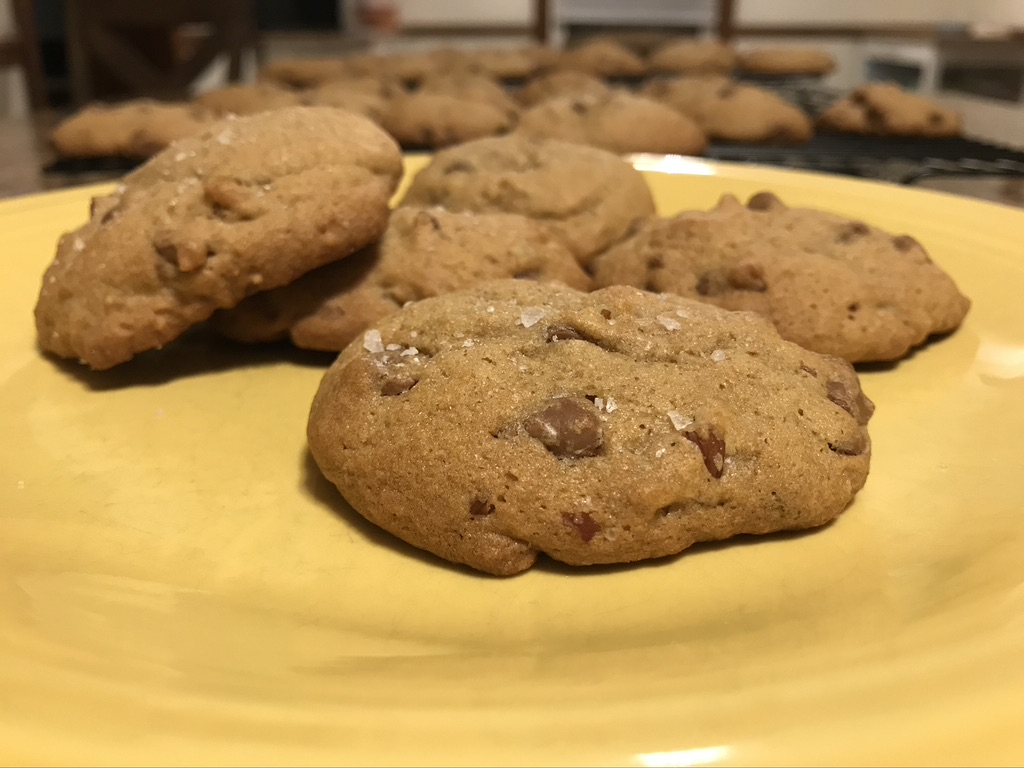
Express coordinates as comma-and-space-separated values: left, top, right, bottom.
34, 111, 971, 576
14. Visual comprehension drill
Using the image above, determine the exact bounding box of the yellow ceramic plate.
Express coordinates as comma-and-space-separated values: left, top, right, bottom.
2, 158, 1023, 767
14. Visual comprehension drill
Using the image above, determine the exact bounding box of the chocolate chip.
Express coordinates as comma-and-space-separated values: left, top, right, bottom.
470, 495, 496, 517
827, 380, 875, 425
746, 191, 784, 211
570, 100, 590, 115
837, 221, 870, 243
726, 263, 767, 292
523, 397, 604, 459
684, 425, 725, 478
562, 511, 601, 542
600, 308, 613, 320
647, 254, 664, 269
892, 234, 919, 252
928, 111, 943, 126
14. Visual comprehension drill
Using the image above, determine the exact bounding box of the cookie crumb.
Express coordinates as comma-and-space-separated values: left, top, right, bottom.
667, 410, 693, 431
363, 329, 384, 354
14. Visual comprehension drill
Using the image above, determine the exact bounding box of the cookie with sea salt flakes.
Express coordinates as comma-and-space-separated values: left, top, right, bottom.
307, 279, 873, 576
591, 192, 970, 362
400, 135, 655, 266
34, 106, 402, 370
212, 207, 590, 350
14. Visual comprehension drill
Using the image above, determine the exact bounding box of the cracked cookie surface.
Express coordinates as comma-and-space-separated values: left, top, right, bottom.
35, 106, 402, 369
213, 207, 590, 351
591, 191, 970, 362
308, 279, 873, 576
400, 135, 655, 266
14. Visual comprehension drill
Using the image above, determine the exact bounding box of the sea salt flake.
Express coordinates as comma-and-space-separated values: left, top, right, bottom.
216, 129, 235, 145
667, 410, 693, 431
72, 237, 85, 252
410, 330, 419, 338
657, 315, 681, 331
675, 308, 690, 318
519, 307, 545, 328
486, 306, 495, 313
400, 347, 418, 357
711, 349, 728, 362
605, 397, 618, 413
655, 448, 666, 458
462, 339, 474, 348
594, 397, 605, 411
385, 343, 402, 351
363, 329, 384, 354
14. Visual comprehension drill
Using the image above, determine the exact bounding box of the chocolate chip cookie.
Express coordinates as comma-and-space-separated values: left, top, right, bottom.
379, 90, 516, 149
817, 83, 962, 138
400, 135, 655, 266
194, 83, 302, 116
307, 279, 873, 576
417, 71, 520, 115
35, 107, 403, 370
591, 192, 970, 362
738, 47, 836, 77
648, 39, 737, 75
213, 207, 590, 350
515, 70, 610, 107
515, 90, 707, 156
258, 57, 349, 88
642, 76, 813, 144
554, 38, 647, 78
50, 100, 213, 159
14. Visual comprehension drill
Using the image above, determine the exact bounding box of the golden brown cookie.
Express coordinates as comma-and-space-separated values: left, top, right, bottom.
307, 279, 873, 576
194, 83, 301, 116
213, 207, 590, 350
467, 46, 558, 80
300, 80, 392, 122
642, 76, 813, 143
515, 90, 707, 156
35, 107, 403, 370
417, 71, 520, 114
378, 90, 516, 149
817, 83, 962, 138
50, 100, 214, 159
401, 135, 655, 266
515, 70, 611, 107
258, 57, 349, 88
554, 38, 647, 78
738, 47, 836, 77
591, 192, 970, 362
648, 39, 737, 75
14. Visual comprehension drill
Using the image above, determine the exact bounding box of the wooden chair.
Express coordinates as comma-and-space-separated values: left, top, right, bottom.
0, 0, 49, 111
65, 0, 260, 105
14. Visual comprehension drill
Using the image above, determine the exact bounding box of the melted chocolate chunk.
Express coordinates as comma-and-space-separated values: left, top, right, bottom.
684, 426, 726, 478
523, 397, 604, 458
562, 511, 601, 542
